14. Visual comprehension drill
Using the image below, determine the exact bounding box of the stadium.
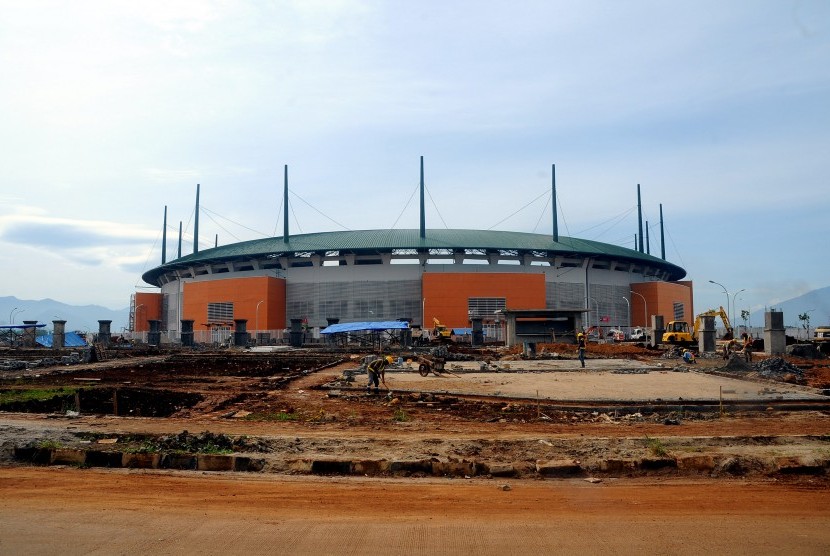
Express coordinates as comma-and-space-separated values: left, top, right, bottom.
135, 163, 693, 344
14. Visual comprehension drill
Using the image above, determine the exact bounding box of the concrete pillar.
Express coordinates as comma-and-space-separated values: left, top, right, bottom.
180, 320, 194, 347
764, 310, 786, 355
234, 319, 249, 347
53, 320, 67, 350
698, 315, 716, 352
290, 318, 304, 348
97, 320, 112, 347
650, 315, 665, 348
398, 318, 412, 348
23, 320, 38, 347
147, 320, 161, 346
325, 318, 340, 345
470, 317, 484, 347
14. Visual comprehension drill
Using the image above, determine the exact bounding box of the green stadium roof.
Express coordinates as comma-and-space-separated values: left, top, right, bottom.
142, 229, 686, 285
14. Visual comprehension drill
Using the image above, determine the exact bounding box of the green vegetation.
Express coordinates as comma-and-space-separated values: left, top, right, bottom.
245, 411, 300, 422
645, 435, 669, 457
37, 440, 63, 450
0, 387, 77, 406
392, 408, 409, 422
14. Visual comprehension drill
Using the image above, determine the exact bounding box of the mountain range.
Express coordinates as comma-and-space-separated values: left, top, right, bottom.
0, 296, 129, 333
748, 286, 830, 329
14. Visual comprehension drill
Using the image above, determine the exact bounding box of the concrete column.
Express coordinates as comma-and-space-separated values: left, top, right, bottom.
470, 317, 484, 347
234, 319, 249, 347
290, 318, 304, 348
398, 318, 412, 348
650, 315, 665, 348
764, 311, 785, 355
698, 315, 716, 352
23, 320, 38, 347
97, 320, 112, 347
52, 320, 67, 350
180, 320, 194, 347
147, 320, 161, 346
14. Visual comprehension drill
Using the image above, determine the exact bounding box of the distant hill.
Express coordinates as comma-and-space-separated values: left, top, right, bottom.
749, 286, 830, 328
0, 296, 129, 333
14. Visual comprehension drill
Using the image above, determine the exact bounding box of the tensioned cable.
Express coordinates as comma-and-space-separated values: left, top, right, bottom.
272, 196, 284, 237
201, 206, 270, 238
425, 186, 448, 229
487, 189, 549, 230
289, 190, 350, 231
202, 210, 242, 243
390, 182, 420, 230
289, 197, 304, 234
135, 227, 162, 288
532, 193, 552, 233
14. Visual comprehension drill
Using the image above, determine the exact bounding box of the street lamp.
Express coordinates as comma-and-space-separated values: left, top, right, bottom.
255, 300, 265, 332
708, 279, 730, 312
587, 297, 600, 331
133, 304, 145, 333
10, 307, 23, 324
630, 291, 648, 327
731, 289, 745, 333
622, 296, 630, 338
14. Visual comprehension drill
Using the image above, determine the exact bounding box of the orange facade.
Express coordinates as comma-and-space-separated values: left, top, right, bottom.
422, 272, 546, 328
183, 277, 286, 331
630, 281, 694, 327
133, 292, 162, 332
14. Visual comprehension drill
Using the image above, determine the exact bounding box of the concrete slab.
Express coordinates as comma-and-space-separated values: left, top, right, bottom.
379, 360, 825, 402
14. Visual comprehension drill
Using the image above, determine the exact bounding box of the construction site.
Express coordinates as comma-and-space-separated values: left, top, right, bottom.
2, 321, 830, 552
2, 165, 830, 552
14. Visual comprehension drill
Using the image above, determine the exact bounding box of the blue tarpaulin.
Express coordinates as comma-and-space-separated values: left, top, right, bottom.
320, 321, 410, 334
36, 332, 88, 348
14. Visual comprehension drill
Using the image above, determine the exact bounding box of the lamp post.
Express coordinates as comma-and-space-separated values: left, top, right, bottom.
587, 297, 600, 332
133, 304, 145, 334
10, 307, 23, 324
255, 300, 265, 333
629, 291, 648, 328
622, 296, 630, 338
709, 279, 730, 316
731, 288, 745, 334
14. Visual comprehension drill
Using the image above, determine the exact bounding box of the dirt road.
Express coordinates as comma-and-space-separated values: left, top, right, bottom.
1, 467, 828, 555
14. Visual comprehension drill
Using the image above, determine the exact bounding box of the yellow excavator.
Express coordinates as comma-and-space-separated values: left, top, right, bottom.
432, 317, 453, 342
663, 306, 733, 345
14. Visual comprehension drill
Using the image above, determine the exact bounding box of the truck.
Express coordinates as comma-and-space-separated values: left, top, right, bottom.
813, 325, 830, 354
662, 306, 734, 345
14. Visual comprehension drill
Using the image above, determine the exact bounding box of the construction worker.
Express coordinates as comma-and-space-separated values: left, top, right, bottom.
577, 333, 586, 368
741, 333, 753, 363
682, 349, 696, 364
366, 355, 392, 394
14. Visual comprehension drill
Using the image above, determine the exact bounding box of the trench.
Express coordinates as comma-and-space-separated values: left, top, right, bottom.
0, 387, 203, 417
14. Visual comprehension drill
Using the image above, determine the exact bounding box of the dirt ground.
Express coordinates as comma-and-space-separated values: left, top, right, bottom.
1, 342, 830, 552
1, 468, 829, 555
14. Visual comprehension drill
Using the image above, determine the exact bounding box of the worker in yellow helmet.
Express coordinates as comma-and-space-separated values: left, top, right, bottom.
577, 332, 586, 368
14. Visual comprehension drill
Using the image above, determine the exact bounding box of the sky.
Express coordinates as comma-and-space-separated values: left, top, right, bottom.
1, 0, 828, 323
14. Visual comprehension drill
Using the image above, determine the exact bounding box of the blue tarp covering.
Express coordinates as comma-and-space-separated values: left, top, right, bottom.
36, 332, 88, 348
320, 321, 410, 334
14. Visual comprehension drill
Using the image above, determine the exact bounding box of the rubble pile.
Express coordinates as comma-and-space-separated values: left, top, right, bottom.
0, 352, 84, 371
753, 357, 804, 380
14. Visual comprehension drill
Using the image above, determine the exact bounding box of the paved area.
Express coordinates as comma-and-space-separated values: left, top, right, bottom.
374, 360, 826, 401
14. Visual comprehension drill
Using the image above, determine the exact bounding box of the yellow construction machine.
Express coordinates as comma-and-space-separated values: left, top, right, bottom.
432, 317, 453, 342
662, 306, 733, 345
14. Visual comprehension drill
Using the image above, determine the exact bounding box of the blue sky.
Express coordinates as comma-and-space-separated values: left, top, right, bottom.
1, 0, 828, 323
